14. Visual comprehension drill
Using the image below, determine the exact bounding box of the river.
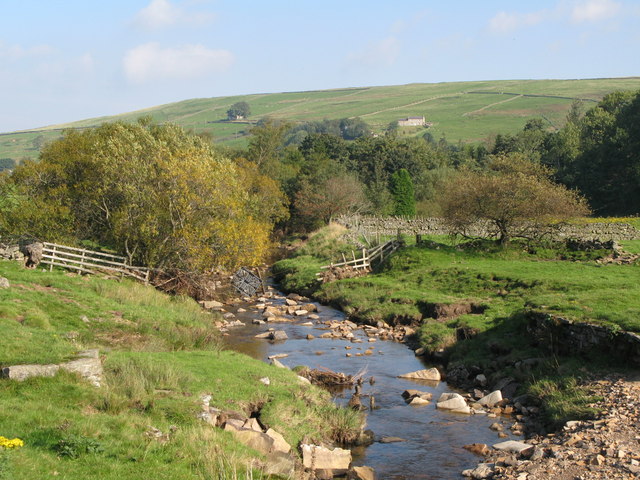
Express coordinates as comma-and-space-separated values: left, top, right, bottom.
224, 289, 518, 479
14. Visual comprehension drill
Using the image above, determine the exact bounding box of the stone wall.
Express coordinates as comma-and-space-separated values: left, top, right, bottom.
334, 215, 640, 241
527, 312, 640, 366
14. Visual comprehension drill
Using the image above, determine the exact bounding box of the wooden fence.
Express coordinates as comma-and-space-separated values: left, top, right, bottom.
316, 239, 403, 277
41, 242, 150, 283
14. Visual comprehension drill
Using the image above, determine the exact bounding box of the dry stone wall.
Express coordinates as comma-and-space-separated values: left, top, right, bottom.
334, 215, 640, 241
527, 312, 640, 366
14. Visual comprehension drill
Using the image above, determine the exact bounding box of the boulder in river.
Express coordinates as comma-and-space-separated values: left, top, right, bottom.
269, 330, 288, 341
398, 368, 441, 382
436, 392, 470, 413
349, 465, 376, 480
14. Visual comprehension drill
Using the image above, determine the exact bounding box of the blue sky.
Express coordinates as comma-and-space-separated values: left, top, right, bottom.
1, 0, 639, 132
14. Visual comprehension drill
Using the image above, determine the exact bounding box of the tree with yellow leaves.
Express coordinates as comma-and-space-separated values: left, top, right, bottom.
1, 119, 284, 272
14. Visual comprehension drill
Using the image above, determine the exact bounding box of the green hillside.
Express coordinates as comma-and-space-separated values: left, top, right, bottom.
2, 77, 640, 164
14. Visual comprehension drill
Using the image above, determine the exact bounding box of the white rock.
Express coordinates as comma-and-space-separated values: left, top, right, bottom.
436, 393, 468, 411
397, 368, 441, 381
492, 440, 534, 455
259, 377, 270, 386
409, 396, 430, 406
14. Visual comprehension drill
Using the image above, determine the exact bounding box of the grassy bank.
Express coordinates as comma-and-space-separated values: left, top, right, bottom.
0, 260, 361, 479
273, 227, 640, 429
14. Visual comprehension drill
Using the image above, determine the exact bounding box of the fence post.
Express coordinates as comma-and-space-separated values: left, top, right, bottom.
78, 249, 86, 274
50, 245, 56, 272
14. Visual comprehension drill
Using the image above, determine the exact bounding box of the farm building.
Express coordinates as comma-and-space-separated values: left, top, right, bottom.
397, 116, 426, 127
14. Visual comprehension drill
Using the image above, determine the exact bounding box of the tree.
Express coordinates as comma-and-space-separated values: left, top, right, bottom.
571, 90, 640, 214
389, 169, 416, 216
2, 120, 281, 271
294, 174, 368, 230
439, 153, 590, 245
226, 101, 251, 120
0, 158, 15, 171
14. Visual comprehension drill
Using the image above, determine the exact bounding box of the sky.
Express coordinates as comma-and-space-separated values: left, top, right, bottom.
1, 0, 639, 132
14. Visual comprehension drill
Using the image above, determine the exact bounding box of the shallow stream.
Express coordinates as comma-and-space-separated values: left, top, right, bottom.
224, 292, 517, 479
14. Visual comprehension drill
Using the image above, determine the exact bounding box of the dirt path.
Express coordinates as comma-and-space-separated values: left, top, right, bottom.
463, 94, 523, 117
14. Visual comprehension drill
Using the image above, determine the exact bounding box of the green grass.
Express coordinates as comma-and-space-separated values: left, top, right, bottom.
0, 261, 221, 366
315, 240, 640, 336
0, 351, 348, 479
3, 78, 640, 163
0, 259, 363, 479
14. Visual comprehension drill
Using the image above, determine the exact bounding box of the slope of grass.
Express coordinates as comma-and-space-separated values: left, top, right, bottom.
0, 260, 361, 479
3, 77, 640, 163
316, 240, 640, 336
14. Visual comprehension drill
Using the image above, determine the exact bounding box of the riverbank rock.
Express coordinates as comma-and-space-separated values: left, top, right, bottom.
301, 444, 351, 475
201, 300, 224, 309
492, 440, 534, 455
0, 277, 9, 288
397, 368, 441, 381
478, 390, 503, 408
461, 463, 494, 479
1, 349, 102, 387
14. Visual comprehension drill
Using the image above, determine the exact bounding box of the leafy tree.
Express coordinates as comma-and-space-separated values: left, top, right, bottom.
389, 169, 416, 216
226, 101, 251, 120
247, 118, 290, 172
339, 117, 370, 140
571, 90, 640, 214
294, 174, 368, 229
439, 153, 590, 245
0, 158, 15, 171
2, 120, 280, 271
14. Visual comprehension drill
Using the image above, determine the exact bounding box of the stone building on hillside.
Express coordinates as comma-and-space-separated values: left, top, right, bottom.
397, 116, 427, 127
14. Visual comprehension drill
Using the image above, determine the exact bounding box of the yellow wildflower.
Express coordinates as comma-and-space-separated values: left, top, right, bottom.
0, 436, 24, 449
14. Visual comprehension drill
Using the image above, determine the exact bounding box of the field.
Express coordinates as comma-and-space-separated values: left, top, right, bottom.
3, 77, 640, 164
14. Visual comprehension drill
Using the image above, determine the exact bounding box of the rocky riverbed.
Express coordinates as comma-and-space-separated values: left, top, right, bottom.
203, 287, 526, 479
462, 376, 640, 480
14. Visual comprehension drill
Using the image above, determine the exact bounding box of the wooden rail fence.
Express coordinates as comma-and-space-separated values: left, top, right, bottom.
316, 239, 403, 277
42, 242, 150, 283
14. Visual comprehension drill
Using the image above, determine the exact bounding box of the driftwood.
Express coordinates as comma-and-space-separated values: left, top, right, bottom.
297, 367, 357, 388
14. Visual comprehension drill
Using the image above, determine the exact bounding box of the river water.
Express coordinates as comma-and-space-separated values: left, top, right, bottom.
224, 292, 517, 479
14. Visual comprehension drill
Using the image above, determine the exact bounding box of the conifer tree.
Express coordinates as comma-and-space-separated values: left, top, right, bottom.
390, 168, 416, 216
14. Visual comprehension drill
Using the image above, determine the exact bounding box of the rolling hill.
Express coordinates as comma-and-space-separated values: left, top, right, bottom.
2, 77, 640, 164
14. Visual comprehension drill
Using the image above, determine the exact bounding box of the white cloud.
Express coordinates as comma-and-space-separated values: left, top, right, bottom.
0, 42, 54, 59
133, 0, 215, 29
488, 10, 546, 34
570, 0, 621, 22
123, 43, 233, 84
347, 36, 400, 69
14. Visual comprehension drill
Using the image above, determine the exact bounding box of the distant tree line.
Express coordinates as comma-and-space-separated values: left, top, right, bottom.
488, 92, 640, 216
